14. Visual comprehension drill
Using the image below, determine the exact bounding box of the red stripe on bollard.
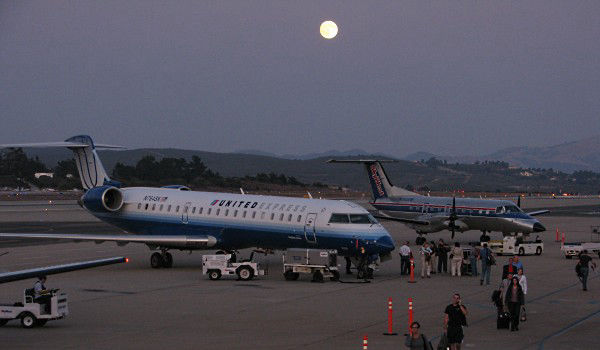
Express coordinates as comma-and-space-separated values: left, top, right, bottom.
363, 335, 368, 350
555, 227, 560, 242
383, 297, 398, 335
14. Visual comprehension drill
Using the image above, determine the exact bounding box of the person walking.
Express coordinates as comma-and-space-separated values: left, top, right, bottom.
505, 276, 525, 331
404, 321, 433, 349
469, 245, 480, 277
444, 293, 468, 350
399, 241, 411, 275
438, 239, 448, 274
420, 242, 433, 278
517, 268, 528, 322
479, 243, 494, 285
577, 250, 596, 291
430, 241, 438, 274
450, 242, 463, 277
344, 256, 352, 275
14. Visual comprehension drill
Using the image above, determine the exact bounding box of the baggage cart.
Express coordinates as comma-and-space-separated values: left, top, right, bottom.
282, 249, 339, 282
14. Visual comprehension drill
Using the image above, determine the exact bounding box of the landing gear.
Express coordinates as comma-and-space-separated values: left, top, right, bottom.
416, 234, 426, 245
150, 250, 173, 268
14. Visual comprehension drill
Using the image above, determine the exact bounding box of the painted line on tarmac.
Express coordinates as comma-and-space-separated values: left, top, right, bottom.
537, 308, 600, 350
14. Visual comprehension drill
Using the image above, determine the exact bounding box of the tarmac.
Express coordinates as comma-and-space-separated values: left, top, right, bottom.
1, 198, 599, 349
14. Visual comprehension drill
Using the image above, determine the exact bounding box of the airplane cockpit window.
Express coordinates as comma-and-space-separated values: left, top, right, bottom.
137, 203, 141, 210
504, 205, 521, 213
349, 214, 374, 224
329, 214, 350, 223
496, 206, 505, 214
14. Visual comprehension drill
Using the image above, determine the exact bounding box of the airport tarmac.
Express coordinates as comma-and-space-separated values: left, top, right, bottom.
1, 199, 599, 349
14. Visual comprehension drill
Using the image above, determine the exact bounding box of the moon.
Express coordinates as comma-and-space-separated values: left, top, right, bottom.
320, 20, 338, 39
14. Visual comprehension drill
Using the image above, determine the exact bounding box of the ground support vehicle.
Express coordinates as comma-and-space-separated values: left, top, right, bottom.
282, 248, 340, 282
561, 226, 600, 259
485, 236, 543, 256
0, 289, 68, 328
202, 254, 265, 281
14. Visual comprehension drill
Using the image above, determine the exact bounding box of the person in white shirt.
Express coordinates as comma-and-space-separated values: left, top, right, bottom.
517, 268, 527, 298
399, 241, 411, 275
450, 242, 464, 277
420, 242, 433, 278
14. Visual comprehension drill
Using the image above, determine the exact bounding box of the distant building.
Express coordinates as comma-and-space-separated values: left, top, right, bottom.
34, 172, 54, 179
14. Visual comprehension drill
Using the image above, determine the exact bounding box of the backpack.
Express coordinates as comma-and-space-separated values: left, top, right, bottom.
485, 250, 496, 266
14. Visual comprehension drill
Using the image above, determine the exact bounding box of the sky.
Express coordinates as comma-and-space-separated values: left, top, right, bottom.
1, 1, 599, 157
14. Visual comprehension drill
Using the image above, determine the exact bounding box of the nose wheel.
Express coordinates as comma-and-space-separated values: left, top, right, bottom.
150, 250, 173, 268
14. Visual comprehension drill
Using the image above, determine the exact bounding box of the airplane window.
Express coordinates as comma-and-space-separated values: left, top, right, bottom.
279, 213, 284, 221
261, 212, 265, 219
349, 214, 372, 224
152, 204, 156, 211
192, 207, 196, 214
207, 208, 211, 215
294, 205, 299, 212
505, 205, 521, 213
252, 211, 256, 218
234, 210, 238, 217
168, 205, 171, 212
243, 211, 246, 218
288, 214, 292, 221
159, 204, 163, 211
496, 206, 504, 214
280, 205, 285, 211
216, 209, 220, 216
270, 213, 275, 220
225, 209, 229, 216
145, 203, 149, 210
199, 207, 203, 214
176, 206, 180, 212
329, 214, 350, 223
137, 203, 141, 210
297, 215, 302, 222
184, 207, 188, 213
368, 214, 379, 224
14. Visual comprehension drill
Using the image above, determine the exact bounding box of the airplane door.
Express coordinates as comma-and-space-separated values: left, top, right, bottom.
182, 202, 191, 224
304, 213, 317, 244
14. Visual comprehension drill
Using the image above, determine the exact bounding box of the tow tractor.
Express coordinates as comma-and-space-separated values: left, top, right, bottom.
485, 236, 543, 256
561, 225, 600, 259
202, 253, 265, 281
282, 248, 340, 282
0, 288, 68, 328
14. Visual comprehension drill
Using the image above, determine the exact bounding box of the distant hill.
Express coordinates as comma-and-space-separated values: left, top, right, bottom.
235, 148, 394, 160
402, 136, 600, 173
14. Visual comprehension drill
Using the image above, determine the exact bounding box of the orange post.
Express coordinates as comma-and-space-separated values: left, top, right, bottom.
562, 232, 566, 245
555, 227, 560, 242
408, 298, 414, 334
363, 335, 368, 350
408, 257, 417, 283
383, 297, 398, 335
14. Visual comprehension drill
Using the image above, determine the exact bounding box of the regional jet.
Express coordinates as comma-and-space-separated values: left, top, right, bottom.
328, 160, 548, 242
0, 136, 394, 268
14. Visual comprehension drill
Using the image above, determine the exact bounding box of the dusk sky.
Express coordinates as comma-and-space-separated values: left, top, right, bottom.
1, 1, 599, 157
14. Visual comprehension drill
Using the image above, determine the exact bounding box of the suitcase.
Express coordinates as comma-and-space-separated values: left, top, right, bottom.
497, 312, 510, 329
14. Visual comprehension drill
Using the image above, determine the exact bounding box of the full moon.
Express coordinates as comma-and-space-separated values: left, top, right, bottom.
320, 20, 338, 39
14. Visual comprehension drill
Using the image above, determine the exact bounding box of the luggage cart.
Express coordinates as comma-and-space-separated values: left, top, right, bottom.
0, 288, 68, 328
282, 249, 340, 282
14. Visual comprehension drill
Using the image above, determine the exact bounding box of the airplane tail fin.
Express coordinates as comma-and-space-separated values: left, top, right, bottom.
0, 135, 124, 190
327, 159, 419, 199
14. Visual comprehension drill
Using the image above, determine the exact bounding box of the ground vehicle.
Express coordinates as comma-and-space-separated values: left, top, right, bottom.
485, 236, 543, 256
202, 254, 265, 281
282, 249, 340, 282
0, 289, 68, 328
561, 226, 600, 259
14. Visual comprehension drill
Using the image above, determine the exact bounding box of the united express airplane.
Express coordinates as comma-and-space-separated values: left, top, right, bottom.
329, 160, 548, 242
0, 136, 394, 269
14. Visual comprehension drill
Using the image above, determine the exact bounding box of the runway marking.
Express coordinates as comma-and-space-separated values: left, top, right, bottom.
537, 308, 600, 349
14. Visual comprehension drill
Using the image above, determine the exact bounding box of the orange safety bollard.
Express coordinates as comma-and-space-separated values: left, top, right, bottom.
408, 298, 414, 334
383, 297, 398, 335
363, 335, 368, 350
555, 227, 560, 242
562, 232, 566, 245
408, 257, 417, 283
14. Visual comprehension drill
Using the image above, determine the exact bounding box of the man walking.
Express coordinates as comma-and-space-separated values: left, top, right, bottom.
578, 250, 596, 291
438, 239, 448, 274
469, 245, 480, 277
420, 242, 433, 278
479, 243, 493, 285
399, 241, 411, 275
444, 293, 468, 350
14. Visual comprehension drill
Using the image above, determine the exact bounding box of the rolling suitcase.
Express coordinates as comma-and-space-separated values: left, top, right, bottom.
497, 311, 510, 329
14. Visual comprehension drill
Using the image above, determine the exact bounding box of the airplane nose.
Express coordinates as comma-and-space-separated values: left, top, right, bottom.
376, 235, 395, 252
533, 222, 546, 232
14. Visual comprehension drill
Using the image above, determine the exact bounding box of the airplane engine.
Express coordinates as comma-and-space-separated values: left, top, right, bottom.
82, 186, 124, 212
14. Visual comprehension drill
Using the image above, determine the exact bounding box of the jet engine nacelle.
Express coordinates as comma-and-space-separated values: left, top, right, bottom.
82, 186, 124, 213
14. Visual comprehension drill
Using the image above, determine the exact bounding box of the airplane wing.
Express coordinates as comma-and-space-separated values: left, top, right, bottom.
372, 214, 430, 226
0, 233, 217, 249
0, 257, 126, 284
0, 142, 124, 149
527, 210, 550, 216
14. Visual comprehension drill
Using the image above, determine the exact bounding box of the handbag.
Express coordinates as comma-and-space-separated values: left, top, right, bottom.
520, 306, 527, 322
437, 332, 449, 350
